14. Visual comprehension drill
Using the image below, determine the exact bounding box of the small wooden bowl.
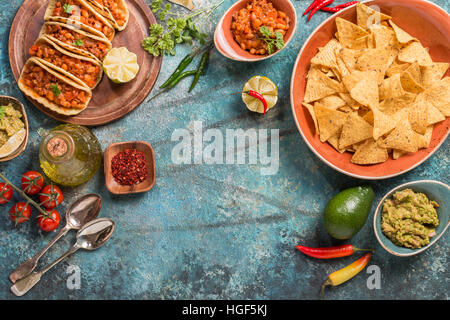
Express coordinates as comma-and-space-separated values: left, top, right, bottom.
214, 0, 297, 62
104, 141, 156, 195
0, 95, 29, 162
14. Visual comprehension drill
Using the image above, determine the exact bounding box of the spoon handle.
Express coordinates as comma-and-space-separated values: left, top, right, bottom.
9, 225, 71, 283
10, 245, 80, 296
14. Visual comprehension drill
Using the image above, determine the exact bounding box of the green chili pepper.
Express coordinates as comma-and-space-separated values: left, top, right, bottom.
189, 51, 210, 92
168, 70, 197, 88
159, 47, 202, 89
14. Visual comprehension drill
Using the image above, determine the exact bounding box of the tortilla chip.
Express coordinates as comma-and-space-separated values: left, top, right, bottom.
339, 48, 365, 71
343, 71, 379, 108
398, 42, 433, 67
372, 106, 396, 140
356, 3, 391, 30
311, 39, 342, 69
420, 77, 450, 116
417, 126, 433, 149
304, 68, 344, 103
302, 102, 318, 134
388, 20, 417, 44
336, 17, 369, 49
400, 70, 424, 93
426, 104, 446, 125
372, 25, 396, 49
327, 130, 346, 153
408, 100, 428, 134
338, 92, 362, 110
392, 149, 407, 159
378, 118, 419, 152
355, 47, 391, 83
380, 74, 405, 101
338, 112, 373, 149
351, 138, 388, 164
314, 103, 348, 142
319, 95, 346, 110
421, 62, 450, 89
380, 91, 417, 115
386, 61, 410, 77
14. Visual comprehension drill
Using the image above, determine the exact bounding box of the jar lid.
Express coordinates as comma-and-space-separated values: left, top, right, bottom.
46, 137, 68, 157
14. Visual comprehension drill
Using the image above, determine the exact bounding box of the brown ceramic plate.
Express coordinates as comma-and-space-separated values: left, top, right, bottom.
0, 96, 29, 162
9, 0, 162, 126
104, 141, 156, 195
214, 0, 297, 62
290, 0, 450, 180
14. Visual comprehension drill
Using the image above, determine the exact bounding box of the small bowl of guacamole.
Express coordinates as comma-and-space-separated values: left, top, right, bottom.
373, 180, 450, 257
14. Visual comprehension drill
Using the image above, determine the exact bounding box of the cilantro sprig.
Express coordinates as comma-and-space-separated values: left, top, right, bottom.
143, 0, 224, 56
50, 84, 61, 97
259, 26, 285, 55
63, 3, 74, 14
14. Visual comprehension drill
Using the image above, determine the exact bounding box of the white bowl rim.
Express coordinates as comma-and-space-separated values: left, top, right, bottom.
289, 0, 450, 180
372, 179, 450, 257
214, 0, 298, 62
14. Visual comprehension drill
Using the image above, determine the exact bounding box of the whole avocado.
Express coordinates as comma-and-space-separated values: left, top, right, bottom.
323, 186, 375, 240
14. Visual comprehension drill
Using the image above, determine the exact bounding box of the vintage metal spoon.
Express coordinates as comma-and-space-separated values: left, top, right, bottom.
11, 217, 115, 296
9, 194, 102, 283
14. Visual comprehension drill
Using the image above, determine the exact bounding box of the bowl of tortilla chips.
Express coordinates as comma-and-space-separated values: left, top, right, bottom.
290, 0, 449, 179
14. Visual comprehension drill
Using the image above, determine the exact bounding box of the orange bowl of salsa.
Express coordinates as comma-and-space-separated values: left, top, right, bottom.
214, 0, 297, 62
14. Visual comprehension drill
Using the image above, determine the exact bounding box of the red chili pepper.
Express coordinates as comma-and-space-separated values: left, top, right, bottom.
246, 90, 268, 114
320, 6, 342, 13
335, 1, 359, 8
303, 0, 320, 16
295, 244, 374, 259
308, 0, 334, 21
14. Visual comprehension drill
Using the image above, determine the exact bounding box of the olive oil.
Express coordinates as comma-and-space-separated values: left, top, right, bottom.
39, 124, 102, 186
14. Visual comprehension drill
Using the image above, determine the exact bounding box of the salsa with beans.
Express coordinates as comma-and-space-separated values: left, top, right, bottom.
30, 43, 101, 88
52, 0, 114, 39
22, 62, 89, 109
93, 0, 127, 27
45, 24, 110, 61
231, 0, 290, 55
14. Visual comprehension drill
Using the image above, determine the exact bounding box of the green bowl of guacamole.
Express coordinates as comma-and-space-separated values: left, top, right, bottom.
373, 180, 449, 257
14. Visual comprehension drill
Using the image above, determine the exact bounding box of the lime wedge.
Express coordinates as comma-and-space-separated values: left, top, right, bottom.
103, 47, 140, 84
0, 129, 26, 159
242, 76, 278, 113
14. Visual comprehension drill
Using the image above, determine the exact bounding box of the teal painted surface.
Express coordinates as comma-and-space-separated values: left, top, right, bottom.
0, 0, 448, 299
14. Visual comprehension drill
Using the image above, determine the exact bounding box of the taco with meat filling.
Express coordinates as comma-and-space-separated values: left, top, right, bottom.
44, 0, 115, 41
86, 0, 129, 31
40, 21, 112, 63
29, 37, 103, 90
18, 57, 92, 116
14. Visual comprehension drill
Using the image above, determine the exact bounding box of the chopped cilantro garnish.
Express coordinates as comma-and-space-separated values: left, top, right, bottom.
259, 26, 285, 55
63, 3, 74, 14
50, 84, 61, 97
73, 39, 84, 46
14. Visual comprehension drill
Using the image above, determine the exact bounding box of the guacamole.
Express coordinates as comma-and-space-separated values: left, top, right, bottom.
0, 104, 24, 148
381, 189, 439, 249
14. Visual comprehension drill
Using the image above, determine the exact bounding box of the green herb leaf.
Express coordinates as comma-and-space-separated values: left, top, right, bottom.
73, 39, 84, 46
63, 3, 74, 14
259, 27, 285, 55
50, 84, 61, 97
151, 0, 163, 13
0, 106, 6, 119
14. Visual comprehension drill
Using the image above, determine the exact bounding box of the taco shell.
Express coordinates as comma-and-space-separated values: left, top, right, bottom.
18, 57, 92, 116
86, 0, 129, 31
31, 37, 103, 89
45, 0, 115, 41
40, 22, 112, 63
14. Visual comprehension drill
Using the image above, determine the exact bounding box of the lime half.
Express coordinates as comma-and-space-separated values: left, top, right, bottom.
0, 129, 26, 159
242, 76, 278, 113
103, 47, 140, 84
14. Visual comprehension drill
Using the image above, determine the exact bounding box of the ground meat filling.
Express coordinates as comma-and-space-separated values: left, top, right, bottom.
94, 0, 127, 26
30, 43, 101, 88
45, 24, 109, 61
22, 63, 89, 109
52, 0, 114, 39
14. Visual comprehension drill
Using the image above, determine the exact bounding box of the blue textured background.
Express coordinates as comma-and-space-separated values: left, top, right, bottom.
0, 0, 448, 299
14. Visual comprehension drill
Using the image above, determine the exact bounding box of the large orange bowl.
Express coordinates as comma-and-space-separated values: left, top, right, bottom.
290, 0, 450, 180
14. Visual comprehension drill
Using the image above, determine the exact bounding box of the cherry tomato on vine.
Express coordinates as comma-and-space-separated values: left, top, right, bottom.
38, 209, 61, 232
21, 171, 44, 195
10, 202, 31, 224
0, 183, 13, 204
39, 184, 63, 210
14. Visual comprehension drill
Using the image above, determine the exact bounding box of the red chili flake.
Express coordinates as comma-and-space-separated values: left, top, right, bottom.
111, 149, 148, 186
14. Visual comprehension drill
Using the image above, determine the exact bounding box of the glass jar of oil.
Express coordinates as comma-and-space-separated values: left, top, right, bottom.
39, 124, 102, 186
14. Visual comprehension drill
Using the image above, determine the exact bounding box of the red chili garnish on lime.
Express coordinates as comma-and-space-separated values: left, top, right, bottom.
245, 90, 268, 114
